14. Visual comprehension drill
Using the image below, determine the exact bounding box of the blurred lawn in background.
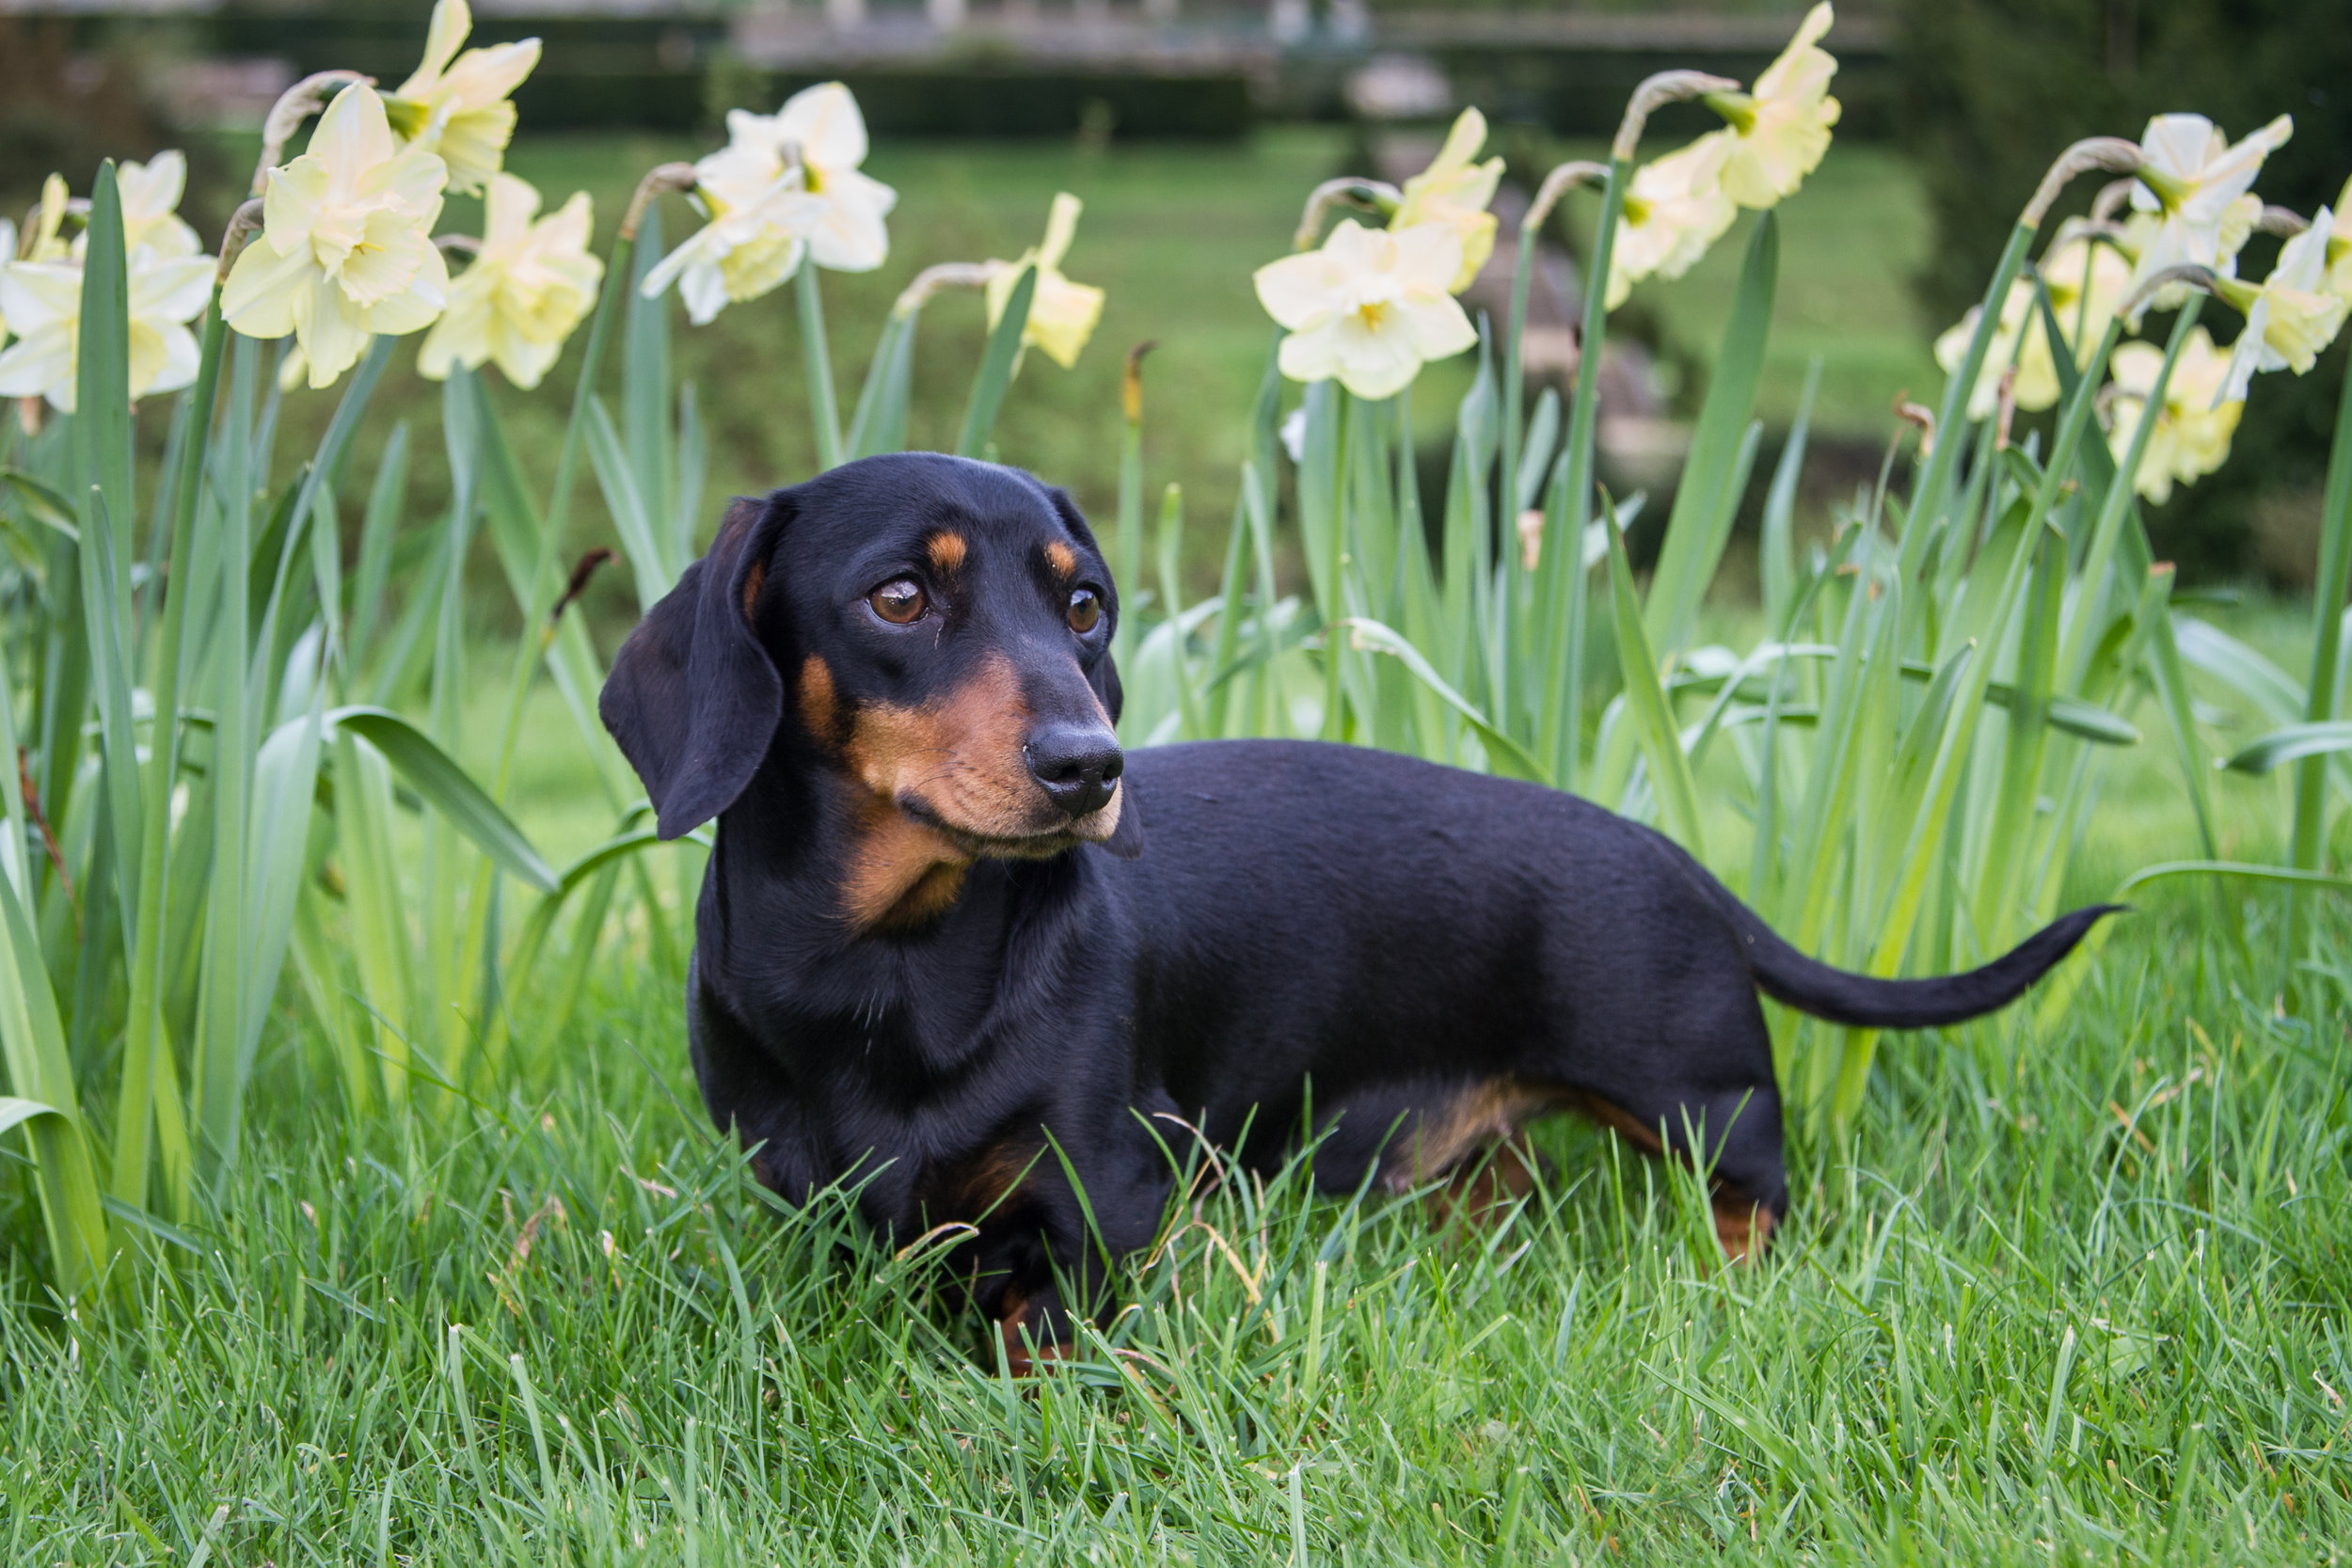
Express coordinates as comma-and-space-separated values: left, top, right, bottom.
214, 124, 1937, 630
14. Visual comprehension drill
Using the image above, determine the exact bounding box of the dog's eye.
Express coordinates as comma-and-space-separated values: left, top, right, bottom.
869, 578, 928, 625
1067, 587, 1103, 635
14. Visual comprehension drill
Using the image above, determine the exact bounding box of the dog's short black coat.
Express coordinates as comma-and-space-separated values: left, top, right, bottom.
600, 451, 2114, 1364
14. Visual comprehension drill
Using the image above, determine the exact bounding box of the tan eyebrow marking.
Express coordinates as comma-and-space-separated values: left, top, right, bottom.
741, 560, 766, 621
1044, 540, 1077, 579
928, 531, 968, 572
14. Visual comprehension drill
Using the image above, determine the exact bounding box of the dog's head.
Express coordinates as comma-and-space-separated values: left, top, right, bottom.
599, 453, 1137, 872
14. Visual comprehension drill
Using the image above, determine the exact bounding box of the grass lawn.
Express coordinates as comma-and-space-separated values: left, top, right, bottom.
8, 596, 2352, 1564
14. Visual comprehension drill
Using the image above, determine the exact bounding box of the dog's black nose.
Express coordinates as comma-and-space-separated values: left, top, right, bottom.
1025, 724, 1123, 819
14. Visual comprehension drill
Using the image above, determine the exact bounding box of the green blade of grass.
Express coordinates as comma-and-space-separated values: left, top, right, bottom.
1605, 513, 1705, 856
1643, 212, 1778, 661
325, 708, 557, 894
957, 265, 1035, 460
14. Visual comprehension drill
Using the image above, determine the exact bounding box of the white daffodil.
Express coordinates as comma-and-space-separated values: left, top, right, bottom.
639, 169, 823, 326
2107, 329, 2239, 504
2125, 113, 2292, 304
706, 82, 897, 272
107, 150, 203, 260
389, 0, 541, 196
1253, 218, 1477, 400
1606, 132, 1738, 309
983, 192, 1105, 371
1391, 106, 1503, 293
2217, 212, 2349, 402
1933, 234, 2133, 417
419, 173, 602, 389
222, 83, 451, 390
1708, 1, 1839, 210
0, 248, 215, 413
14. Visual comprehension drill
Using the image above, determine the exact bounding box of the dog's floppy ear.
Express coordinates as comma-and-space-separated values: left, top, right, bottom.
1043, 485, 1123, 725
600, 493, 794, 840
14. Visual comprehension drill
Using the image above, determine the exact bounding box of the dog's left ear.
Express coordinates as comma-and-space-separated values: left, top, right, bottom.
1044, 486, 1123, 724
600, 492, 796, 840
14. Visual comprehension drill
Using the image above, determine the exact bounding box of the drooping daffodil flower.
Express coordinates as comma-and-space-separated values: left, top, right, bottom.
222, 82, 452, 390
2106, 329, 2239, 504
1254, 218, 1477, 400
1391, 106, 1503, 293
639, 166, 824, 326
420, 174, 602, 389
984, 192, 1105, 371
1932, 232, 2134, 417
1706, 1, 1839, 210
704, 83, 897, 273
1605, 132, 1738, 309
2216, 211, 2349, 403
2326, 175, 2352, 299
0, 247, 215, 413
2124, 112, 2293, 308
388, 0, 541, 196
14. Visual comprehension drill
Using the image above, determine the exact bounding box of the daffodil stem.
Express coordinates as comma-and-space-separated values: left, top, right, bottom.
111, 293, 227, 1220
2062, 295, 2200, 690
2284, 354, 2352, 1006
798, 263, 846, 472
1906, 219, 2034, 578
485, 230, 636, 808
1540, 155, 1628, 787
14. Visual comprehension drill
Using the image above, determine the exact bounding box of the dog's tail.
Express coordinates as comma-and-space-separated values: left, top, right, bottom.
1708, 888, 2122, 1029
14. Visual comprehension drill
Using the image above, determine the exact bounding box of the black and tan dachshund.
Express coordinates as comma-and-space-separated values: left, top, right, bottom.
599, 451, 2113, 1370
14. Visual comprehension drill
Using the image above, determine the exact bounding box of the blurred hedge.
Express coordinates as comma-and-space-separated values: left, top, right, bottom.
1896, 0, 2352, 578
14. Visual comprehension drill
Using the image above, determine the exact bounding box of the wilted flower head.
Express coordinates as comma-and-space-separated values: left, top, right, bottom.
2106, 329, 2239, 504
2217, 211, 2349, 402
1253, 218, 1477, 400
1606, 132, 1738, 309
1392, 107, 1503, 293
2125, 113, 2292, 308
985, 192, 1104, 371
1708, 2, 1839, 209
222, 82, 451, 389
705, 83, 897, 273
420, 174, 601, 389
390, 0, 541, 196
0, 249, 215, 413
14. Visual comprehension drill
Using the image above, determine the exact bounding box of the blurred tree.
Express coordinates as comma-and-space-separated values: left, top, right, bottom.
1897, 0, 2352, 578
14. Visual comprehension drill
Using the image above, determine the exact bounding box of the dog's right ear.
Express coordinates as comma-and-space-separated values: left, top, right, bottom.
600, 493, 795, 840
